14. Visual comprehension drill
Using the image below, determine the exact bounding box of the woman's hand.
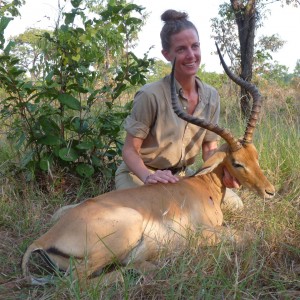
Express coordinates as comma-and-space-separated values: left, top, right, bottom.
144, 170, 179, 184
223, 167, 240, 189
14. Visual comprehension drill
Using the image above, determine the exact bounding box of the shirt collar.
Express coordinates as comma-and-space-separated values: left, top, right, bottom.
165, 74, 209, 106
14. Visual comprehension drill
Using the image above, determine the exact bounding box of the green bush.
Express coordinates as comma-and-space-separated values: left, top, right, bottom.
0, 1, 154, 181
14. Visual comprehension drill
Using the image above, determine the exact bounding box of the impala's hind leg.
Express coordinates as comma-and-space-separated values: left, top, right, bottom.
66, 209, 146, 282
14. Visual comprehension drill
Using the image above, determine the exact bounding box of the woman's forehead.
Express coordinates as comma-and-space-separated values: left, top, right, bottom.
170, 29, 199, 45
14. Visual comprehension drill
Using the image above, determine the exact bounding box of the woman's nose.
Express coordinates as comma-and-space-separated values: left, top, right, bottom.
186, 47, 195, 58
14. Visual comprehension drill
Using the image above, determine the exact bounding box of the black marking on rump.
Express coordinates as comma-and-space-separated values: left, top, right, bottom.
36, 249, 57, 270
46, 246, 83, 260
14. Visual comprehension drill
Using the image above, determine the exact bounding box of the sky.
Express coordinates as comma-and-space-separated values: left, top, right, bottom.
4, 0, 300, 73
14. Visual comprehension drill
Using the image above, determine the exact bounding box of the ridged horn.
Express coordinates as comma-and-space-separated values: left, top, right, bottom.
215, 42, 262, 144
170, 58, 242, 152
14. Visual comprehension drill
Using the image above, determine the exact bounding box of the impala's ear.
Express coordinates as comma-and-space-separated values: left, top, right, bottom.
195, 151, 227, 176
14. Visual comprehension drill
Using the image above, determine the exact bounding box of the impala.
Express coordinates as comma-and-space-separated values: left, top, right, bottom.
22, 44, 275, 284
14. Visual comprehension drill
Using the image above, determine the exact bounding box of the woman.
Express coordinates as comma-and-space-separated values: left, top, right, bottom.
115, 9, 242, 210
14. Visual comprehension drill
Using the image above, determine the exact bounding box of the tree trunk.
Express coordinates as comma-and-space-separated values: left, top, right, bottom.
230, 0, 256, 118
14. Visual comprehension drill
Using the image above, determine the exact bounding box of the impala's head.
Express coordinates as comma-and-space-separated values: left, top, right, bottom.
170, 43, 275, 199
223, 143, 275, 199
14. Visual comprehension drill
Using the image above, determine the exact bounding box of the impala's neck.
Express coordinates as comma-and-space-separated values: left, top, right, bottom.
211, 164, 227, 201
195, 163, 226, 206
211, 164, 226, 188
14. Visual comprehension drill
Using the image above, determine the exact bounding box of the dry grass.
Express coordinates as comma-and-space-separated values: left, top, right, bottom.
0, 84, 299, 299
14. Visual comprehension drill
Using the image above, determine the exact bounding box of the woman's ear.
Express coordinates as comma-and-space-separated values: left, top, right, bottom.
161, 49, 171, 61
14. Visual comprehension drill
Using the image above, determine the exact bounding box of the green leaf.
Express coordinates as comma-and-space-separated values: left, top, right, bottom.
25, 102, 37, 112
43, 32, 51, 40
58, 94, 81, 110
122, 4, 143, 15
39, 156, 53, 171
8, 66, 25, 77
64, 12, 76, 25
4, 40, 15, 54
76, 163, 94, 177
101, 167, 113, 178
71, 0, 82, 8
70, 117, 89, 133
32, 129, 43, 139
91, 155, 102, 167
125, 17, 142, 26
16, 133, 26, 150
76, 141, 94, 150
71, 54, 81, 62
106, 149, 118, 158
112, 83, 127, 99
0, 16, 13, 32
59, 147, 79, 162
38, 135, 61, 146
20, 150, 34, 168
39, 116, 61, 135
45, 70, 54, 84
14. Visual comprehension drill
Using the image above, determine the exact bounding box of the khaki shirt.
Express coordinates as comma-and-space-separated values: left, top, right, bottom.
124, 74, 220, 169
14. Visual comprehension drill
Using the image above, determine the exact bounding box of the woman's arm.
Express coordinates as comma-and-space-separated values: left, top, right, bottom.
122, 133, 179, 184
202, 141, 218, 161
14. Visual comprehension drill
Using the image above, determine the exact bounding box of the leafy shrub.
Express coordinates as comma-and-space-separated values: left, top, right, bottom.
0, 0, 154, 182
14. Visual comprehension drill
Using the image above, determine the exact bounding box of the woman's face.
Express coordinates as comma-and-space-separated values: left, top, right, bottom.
162, 28, 201, 79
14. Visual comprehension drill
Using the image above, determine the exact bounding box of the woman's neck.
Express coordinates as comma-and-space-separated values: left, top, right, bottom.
178, 76, 199, 114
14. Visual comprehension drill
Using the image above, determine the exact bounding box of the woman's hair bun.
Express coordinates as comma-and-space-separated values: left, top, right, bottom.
161, 9, 188, 23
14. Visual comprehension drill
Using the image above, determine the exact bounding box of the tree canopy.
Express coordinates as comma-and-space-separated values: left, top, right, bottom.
211, 0, 299, 116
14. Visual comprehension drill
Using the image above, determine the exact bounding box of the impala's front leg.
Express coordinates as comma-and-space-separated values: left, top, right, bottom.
205, 226, 253, 248
200, 225, 254, 249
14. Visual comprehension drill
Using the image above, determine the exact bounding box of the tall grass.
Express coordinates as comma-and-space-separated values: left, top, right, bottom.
0, 87, 299, 299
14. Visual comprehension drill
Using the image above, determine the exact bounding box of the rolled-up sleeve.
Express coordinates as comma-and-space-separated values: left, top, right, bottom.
124, 116, 149, 139
124, 90, 157, 139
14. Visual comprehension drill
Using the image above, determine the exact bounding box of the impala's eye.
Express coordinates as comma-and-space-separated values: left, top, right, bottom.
232, 161, 244, 169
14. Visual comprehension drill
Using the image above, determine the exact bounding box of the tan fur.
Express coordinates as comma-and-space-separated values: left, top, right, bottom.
22, 143, 275, 283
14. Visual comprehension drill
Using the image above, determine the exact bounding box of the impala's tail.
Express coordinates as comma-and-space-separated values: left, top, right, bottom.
21, 242, 57, 285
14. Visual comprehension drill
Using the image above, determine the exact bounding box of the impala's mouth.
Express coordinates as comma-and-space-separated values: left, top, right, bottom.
254, 186, 275, 199
233, 177, 241, 189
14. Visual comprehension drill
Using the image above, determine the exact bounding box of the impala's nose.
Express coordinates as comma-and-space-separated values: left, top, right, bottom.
265, 186, 275, 199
